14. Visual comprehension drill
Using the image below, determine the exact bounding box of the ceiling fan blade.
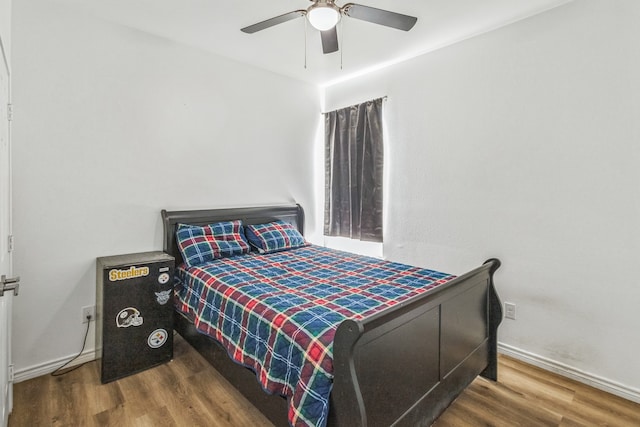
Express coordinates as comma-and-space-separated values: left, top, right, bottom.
321, 27, 339, 54
241, 10, 305, 34
343, 3, 417, 31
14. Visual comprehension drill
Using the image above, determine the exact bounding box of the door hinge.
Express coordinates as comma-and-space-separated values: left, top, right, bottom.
8, 364, 14, 382
6, 103, 12, 122
7, 235, 13, 252
0, 275, 19, 296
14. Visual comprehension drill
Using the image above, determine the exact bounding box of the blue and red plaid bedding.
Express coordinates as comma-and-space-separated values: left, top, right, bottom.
175, 245, 455, 427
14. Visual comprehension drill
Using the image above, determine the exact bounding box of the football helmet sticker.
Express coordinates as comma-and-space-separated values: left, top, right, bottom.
116, 307, 143, 328
155, 289, 171, 305
148, 329, 168, 348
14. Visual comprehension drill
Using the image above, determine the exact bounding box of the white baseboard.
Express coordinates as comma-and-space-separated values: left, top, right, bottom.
498, 342, 640, 404
13, 348, 96, 383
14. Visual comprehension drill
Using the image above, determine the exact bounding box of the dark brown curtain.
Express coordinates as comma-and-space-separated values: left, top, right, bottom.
324, 97, 384, 242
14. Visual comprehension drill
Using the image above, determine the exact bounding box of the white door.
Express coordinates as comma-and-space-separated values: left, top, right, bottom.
0, 41, 13, 426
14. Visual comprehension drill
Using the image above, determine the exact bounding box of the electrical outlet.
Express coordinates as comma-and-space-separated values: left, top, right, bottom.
81, 305, 95, 323
504, 302, 516, 320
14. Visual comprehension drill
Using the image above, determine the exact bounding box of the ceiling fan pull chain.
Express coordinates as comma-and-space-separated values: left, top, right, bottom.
340, 18, 344, 70
304, 16, 308, 69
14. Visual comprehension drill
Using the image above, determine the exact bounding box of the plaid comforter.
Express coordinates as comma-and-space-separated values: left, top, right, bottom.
175, 245, 455, 427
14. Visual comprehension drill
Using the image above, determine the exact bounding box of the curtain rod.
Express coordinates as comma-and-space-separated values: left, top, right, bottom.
321, 96, 387, 115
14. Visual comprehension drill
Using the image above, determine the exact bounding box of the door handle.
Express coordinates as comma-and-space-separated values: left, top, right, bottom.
0, 275, 19, 296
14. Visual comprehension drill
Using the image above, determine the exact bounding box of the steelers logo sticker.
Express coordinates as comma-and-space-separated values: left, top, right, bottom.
147, 329, 168, 349
155, 289, 171, 305
158, 272, 170, 285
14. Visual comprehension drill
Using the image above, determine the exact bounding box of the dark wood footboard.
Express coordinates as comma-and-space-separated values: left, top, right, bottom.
330, 258, 502, 426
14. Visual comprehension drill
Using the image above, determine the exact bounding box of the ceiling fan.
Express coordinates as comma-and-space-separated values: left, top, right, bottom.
241, 0, 418, 55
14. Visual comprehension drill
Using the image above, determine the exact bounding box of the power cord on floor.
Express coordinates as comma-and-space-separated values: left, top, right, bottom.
51, 314, 92, 377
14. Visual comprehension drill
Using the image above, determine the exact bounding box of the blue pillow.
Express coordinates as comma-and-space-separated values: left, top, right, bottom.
244, 220, 306, 254
176, 220, 250, 267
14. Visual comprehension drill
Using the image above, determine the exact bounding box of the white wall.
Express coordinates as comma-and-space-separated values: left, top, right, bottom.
11, 0, 319, 375
325, 0, 640, 399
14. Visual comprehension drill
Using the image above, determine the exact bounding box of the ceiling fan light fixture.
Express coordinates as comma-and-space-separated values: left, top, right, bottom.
307, 3, 341, 31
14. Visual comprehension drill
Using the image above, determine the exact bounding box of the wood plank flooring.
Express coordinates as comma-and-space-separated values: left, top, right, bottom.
10, 334, 640, 426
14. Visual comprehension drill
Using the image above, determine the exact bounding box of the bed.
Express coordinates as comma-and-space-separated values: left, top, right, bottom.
161, 204, 502, 426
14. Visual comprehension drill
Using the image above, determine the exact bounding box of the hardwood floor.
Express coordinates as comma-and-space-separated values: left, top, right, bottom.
10, 334, 640, 426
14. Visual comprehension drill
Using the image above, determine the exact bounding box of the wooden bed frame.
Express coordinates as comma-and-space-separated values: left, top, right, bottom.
161, 204, 502, 426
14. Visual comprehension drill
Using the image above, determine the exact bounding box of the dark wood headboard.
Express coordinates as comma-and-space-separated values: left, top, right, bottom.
161, 204, 305, 264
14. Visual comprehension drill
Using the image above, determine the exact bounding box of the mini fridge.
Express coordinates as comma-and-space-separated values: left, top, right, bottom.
96, 251, 174, 383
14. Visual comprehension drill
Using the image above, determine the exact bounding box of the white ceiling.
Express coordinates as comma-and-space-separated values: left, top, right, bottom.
54, 0, 571, 86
